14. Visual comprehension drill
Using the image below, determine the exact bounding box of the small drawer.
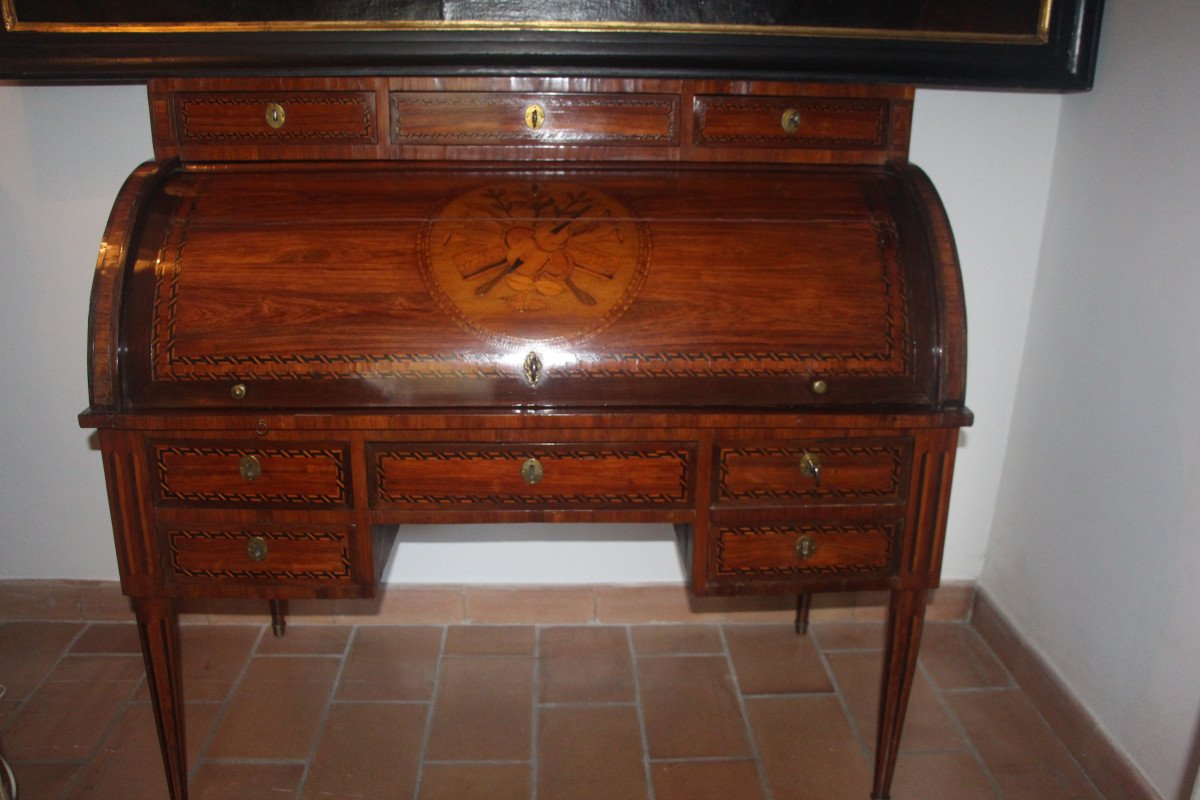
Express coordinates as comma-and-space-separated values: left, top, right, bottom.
173, 92, 377, 144
694, 95, 890, 150
370, 443, 693, 510
151, 442, 351, 509
164, 524, 354, 586
713, 520, 899, 579
715, 439, 911, 506
389, 92, 680, 146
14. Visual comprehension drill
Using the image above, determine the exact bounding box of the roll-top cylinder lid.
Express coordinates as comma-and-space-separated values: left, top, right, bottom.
92, 161, 965, 412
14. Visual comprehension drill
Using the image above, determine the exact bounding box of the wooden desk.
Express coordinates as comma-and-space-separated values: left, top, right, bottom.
79, 77, 969, 800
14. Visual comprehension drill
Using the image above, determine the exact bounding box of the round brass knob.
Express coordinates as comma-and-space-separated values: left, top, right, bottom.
521, 457, 544, 485
246, 535, 269, 562
524, 103, 546, 130
265, 102, 286, 129
238, 454, 262, 483
795, 534, 817, 561
230, 383, 247, 400
811, 379, 828, 395
781, 108, 802, 134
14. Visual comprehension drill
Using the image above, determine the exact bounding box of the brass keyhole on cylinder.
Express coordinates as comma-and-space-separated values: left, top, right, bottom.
781, 108, 802, 134
524, 103, 545, 130
795, 534, 817, 561
521, 457, 544, 485
246, 536, 269, 562
265, 102, 286, 129
523, 351, 544, 387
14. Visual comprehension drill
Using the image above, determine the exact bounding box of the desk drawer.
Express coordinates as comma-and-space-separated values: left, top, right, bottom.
713, 520, 899, 580
174, 91, 377, 145
370, 443, 693, 510
164, 523, 354, 587
715, 439, 911, 507
694, 95, 890, 150
151, 442, 351, 509
389, 92, 680, 146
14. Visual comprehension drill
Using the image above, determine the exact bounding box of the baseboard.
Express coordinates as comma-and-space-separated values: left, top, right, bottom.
0, 578, 974, 625
970, 589, 1161, 800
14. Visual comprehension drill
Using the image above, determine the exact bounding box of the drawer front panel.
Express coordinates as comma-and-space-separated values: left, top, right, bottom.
164, 524, 353, 586
714, 520, 899, 579
695, 95, 890, 150
390, 92, 680, 146
371, 444, 692, 510
152, 443, 351, 508
715, 439, 911, 506
175, 92, 377, 144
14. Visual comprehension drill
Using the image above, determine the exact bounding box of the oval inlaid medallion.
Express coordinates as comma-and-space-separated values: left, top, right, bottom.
420, 181, 650, 345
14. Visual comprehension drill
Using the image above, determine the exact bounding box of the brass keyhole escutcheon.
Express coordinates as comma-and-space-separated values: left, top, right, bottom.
238, 454, 262, 483
799, 452, 822, 487
524, 103, 546, 130
230, 383, 248, 400
265, 102, 286, 129
523, 351, 544, 387
781, 108, 802, 134
811, 379, 828, 395
246, 536, 269, 563
795, 534, 817, 561
521, 457, 544, 486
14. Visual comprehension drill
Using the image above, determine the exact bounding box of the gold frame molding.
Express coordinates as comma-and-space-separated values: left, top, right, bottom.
2, 0, 1052, 45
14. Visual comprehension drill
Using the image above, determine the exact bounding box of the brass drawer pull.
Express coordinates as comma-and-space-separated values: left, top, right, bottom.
230, 382, 247, 400
781, 108, 802, 134
799, 452, 821, 487
246, 535, 269, 562
238, 454, 262, 482
521, 457, 544, 485
795, 534, 817, 561
524, 103, 545, 130
265, 102, 286, 129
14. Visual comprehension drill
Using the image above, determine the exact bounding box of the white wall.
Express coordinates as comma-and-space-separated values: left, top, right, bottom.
981, 0, 1200, 797
0, 82, 1062, 585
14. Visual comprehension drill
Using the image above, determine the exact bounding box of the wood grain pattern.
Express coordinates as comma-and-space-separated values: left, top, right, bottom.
715, 440, 912, 506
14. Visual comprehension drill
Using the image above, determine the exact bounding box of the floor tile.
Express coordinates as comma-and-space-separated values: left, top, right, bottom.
65, 702, 220, 799
948, 688, 1103, 800
890, 751, 999, 799
190, 763, 305, 800
537, 705, 647, 800
637, 656, 750, 759
3, 665, 140, 760
418, 763, 530, 800
466, 587, 594, 624
6, 760, 80, 799
425, 655, 533, 761
158, 625, 261, 702
335, 627, 441, 701
290, 587, 465, 625
444, 625, 535, 656
811, 622, 886, 651
630, 625, 724, 655
651, 760, 766, 800
539, 626, 634, 704
724, 624, 833, 695
826, 650, 964, 753
70, 623, 141, 655
747, 695, 872, 800
255, 625, 351, 656
206, 656, 339, 760
301, 702, 426, 800
47, 654, 144, 683
920, 623, 1011, 690
0, 621, 83, 698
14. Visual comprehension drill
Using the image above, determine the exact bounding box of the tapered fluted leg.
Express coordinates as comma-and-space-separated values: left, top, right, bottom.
871, 587, 928, 800
133, 596, 188, 800
269, 599, 288, 638
794, 593, 812, 635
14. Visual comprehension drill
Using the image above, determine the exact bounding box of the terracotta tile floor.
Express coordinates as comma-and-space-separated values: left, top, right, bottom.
0, 619, 1106, 800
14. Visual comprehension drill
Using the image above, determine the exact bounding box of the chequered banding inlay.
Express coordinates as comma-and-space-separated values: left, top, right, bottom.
177, 95, 374, 141
154, 444, 348, 506
717, 443, 907, 501
714, 523, 896, 576
167, 528, 351, 581
696, 98, 887, 147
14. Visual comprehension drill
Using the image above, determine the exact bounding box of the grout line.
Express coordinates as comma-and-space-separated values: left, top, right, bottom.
811, 631, 874, 763
716, 625, 776, 800
625, 626, 657, 800
290, 622, 355, 799
409, 624, 449, 800
530, 625, 542, 800
191, 623, 270, 780
918, 655, 1008, 799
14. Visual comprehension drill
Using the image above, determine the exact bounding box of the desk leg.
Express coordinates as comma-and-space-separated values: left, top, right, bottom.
794, 593, 812, 635
133, 597, 188, 800
871, 587, 928, 800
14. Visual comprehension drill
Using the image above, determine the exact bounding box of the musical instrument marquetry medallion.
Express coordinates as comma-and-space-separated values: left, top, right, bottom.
420, 181, 650, 345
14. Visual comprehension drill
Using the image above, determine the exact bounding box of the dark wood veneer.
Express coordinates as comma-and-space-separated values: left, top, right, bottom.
81, 78, 970, 800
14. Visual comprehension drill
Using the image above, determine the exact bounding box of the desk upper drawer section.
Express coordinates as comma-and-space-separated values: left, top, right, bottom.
150, 442, 352, 509
389, 92, 680, 148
